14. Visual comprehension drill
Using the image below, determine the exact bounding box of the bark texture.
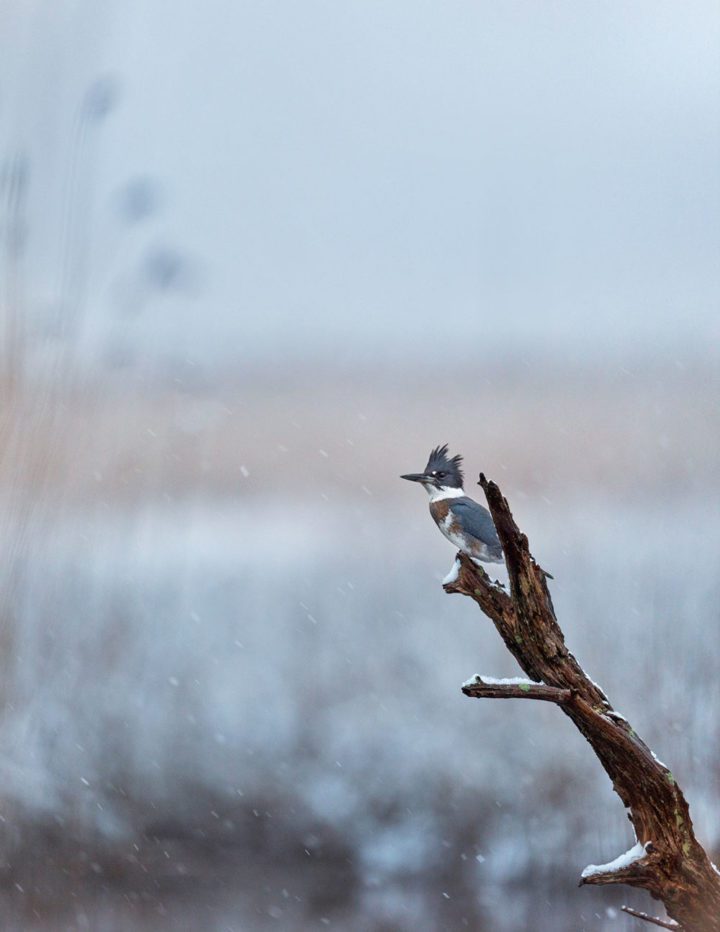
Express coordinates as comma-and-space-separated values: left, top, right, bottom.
444, 474, 720, 931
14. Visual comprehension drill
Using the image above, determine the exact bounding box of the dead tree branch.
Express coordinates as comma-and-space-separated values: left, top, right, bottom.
461, 675, 572, 704
443, 474, 720, 931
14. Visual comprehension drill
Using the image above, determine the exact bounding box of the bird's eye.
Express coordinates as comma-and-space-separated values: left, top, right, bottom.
436, 471, 445, 479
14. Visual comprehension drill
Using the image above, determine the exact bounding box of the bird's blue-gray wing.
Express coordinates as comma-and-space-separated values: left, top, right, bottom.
448, 497, 503, 557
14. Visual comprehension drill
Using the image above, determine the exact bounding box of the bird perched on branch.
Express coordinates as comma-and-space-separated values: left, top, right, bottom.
401, 445, 503, 569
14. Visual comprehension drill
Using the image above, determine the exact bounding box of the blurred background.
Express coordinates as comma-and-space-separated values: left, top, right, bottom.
0, 1, 719, 929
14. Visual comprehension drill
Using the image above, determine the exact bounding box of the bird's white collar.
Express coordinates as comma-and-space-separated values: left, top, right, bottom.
425, 485, 465, 502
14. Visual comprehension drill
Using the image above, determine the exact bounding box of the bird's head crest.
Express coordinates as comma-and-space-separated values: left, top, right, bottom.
424, 444, 464, 488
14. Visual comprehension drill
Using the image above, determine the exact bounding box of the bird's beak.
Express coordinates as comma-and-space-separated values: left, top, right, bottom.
400, 473, 427, 483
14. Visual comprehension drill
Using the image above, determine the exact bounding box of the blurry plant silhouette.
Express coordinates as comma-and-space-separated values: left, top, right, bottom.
115, 177, 162, 226
0, 75, 201, 384
0, 153, 28, 397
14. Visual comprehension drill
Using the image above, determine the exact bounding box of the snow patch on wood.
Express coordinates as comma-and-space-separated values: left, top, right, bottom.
581, 841, 648, 879
442, 559, 461, 585
462, 674, 544, 689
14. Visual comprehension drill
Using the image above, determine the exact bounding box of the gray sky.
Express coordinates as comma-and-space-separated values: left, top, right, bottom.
1, 0, 719, 366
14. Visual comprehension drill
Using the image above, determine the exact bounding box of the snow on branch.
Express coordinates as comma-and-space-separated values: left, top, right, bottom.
441, 473, 720, 931
620, 906, 681, 930
580, 841, 650, 884
461, 674, 572, 704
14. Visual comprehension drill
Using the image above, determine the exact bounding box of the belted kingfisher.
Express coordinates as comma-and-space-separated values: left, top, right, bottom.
401, 444, 503, 566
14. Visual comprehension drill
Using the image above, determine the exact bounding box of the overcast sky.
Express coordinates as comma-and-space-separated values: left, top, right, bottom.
1, 0, 718, 367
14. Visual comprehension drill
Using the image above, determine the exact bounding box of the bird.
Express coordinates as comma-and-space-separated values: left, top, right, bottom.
401, 444, 504, 571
